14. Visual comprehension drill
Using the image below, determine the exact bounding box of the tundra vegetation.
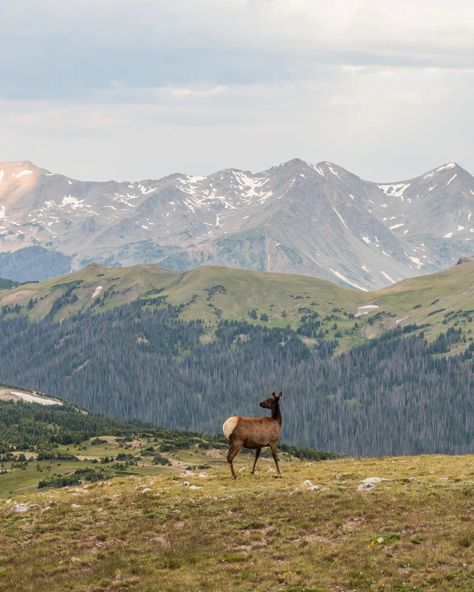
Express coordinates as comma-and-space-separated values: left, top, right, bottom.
0, 400, 472, 592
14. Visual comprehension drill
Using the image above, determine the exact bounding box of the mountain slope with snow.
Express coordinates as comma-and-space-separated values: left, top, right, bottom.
0, 159, 473, 288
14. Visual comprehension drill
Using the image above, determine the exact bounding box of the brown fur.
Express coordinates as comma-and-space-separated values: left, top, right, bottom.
223, 392, 282, 479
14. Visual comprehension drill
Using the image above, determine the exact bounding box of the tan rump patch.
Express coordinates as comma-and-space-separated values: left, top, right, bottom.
222, 416, 239, 439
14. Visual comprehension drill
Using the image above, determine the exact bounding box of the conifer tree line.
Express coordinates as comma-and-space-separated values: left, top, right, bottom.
0, 303, 472, 455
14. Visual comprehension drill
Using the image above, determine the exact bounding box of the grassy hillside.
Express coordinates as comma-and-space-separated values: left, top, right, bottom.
0, 263, 179, 321
368, 260, 474, 342
0, 262, 357, 328
0, 389, 472, 591
1, 264, 474, 454
1, 452, 473, 591
2, 260, 474, 349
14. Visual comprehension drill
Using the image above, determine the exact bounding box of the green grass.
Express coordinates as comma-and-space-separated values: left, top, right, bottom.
0, 263, 358, 328
0, 453, 473, 591
0, 431, 254, 498
366, 261, 474, 342
3, 260, 474, 349
0, 460, 100, 498
0, 398, 472, 591
56, 438, 133, 459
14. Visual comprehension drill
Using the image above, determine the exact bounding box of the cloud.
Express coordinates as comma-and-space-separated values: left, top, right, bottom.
169, 85, 228, 98
0, 1, 473, 180
1, 0, 473, 99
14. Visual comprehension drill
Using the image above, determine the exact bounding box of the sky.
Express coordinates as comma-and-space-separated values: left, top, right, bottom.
1, 0, 473, 182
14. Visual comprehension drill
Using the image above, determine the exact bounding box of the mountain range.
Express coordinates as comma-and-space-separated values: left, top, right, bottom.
1, 159, 473, 289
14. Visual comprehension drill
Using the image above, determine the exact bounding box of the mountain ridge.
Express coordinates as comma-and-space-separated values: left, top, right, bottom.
1, 158, 470, 183
1, 158, 473, 289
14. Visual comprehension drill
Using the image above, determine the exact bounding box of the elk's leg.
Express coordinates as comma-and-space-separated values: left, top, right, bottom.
251, 448, 261, 474
227, 442, 242, 479
270, 444, 281, 477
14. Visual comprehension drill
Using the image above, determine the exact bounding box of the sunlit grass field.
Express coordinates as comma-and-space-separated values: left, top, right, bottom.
1, 449, 473, 592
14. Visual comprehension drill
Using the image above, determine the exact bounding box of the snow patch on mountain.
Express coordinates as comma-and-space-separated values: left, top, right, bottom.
13, 170, 33, 178
355, 304, 379, 317
333, 207, 348, 229
447, 174, 457, 186
437, 163, 457, 172
409, 256, 422, 269
237, 172, 273, 202
92, 286, 103, 299
381, 271, 396, 284
138, 184, 157, 195
424, 163, 457, 179
377, 183, 411, 199
60, 196, 86, 210
178, 171, 273, 210
330, 269, 368, 291
326, 163, 341, 179
307, 162, 325, 176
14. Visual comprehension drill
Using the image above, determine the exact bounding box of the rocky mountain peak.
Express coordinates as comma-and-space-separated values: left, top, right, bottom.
0, 158, 473, 289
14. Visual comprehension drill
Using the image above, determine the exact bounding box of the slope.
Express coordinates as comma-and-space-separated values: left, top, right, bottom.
2, 260, 474, 345
0, 262, 360, 330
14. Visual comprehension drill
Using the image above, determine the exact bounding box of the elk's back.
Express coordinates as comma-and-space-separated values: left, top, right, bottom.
240, 417, 280, 448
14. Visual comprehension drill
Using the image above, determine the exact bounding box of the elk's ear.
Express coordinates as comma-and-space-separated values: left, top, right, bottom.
278, 391, 283, 398
271, 392, 276, 398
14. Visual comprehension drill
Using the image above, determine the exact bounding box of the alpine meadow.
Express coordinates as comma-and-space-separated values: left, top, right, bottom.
1, 2, 474, 591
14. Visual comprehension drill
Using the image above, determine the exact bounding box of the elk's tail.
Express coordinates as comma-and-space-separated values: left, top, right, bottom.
222, 416, 238, 439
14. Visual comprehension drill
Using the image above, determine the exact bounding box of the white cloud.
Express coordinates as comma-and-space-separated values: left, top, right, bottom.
0, 1, 473, 180
169, 85, 228, 98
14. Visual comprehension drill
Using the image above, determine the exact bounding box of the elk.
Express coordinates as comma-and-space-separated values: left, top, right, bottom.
222, 392, 283, 479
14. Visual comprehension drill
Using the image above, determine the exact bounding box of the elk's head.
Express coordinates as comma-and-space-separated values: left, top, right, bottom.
259, 391, 282, 409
